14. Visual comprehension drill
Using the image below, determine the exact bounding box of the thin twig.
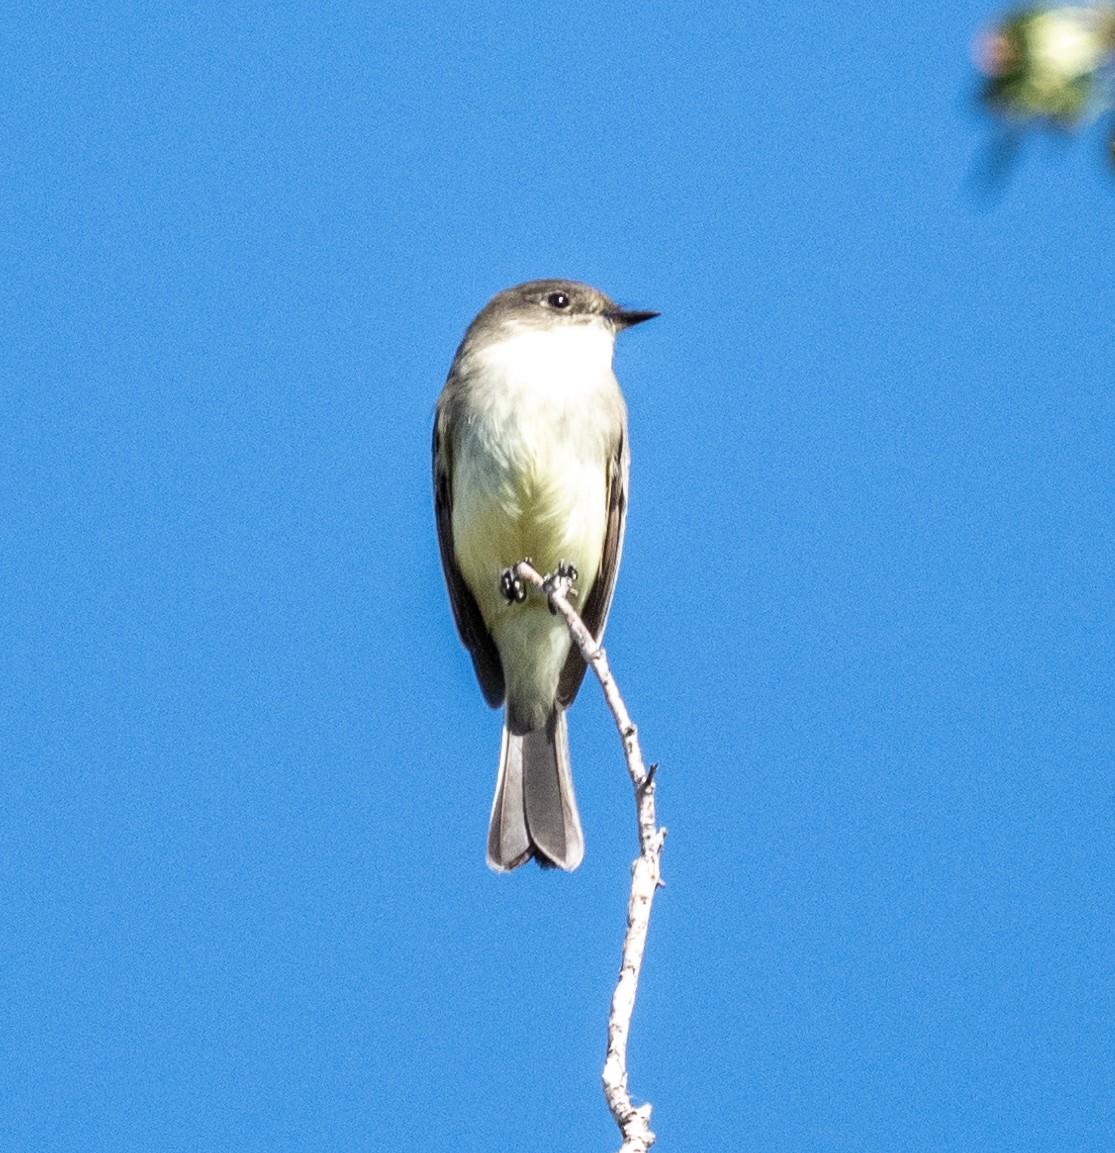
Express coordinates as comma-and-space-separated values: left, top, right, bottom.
514, 562, 666, 1153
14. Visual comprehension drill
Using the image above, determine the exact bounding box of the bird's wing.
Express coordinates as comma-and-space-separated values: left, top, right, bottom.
556, 428, 628, 708
433, 409, 505, 708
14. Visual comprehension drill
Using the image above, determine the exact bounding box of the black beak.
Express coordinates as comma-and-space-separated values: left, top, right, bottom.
606, 307, 660, 330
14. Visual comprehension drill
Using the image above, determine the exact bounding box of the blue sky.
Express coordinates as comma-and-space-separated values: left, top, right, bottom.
3, 3, 1113, 1150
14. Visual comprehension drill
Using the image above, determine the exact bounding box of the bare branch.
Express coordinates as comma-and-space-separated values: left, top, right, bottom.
513, 561, 666, 1153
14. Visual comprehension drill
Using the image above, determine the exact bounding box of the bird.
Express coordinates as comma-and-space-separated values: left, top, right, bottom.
433, 279, 657, 871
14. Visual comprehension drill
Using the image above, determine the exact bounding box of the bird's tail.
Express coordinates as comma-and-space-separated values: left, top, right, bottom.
486, 708, 584, 872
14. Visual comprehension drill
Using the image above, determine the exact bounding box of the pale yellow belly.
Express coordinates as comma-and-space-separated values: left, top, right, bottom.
454, 449, 606, 624
452, 444, 607, 729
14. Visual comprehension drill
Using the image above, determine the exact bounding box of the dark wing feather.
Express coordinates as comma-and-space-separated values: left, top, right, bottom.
433, 414, 505, 708
556, 429, 629, 708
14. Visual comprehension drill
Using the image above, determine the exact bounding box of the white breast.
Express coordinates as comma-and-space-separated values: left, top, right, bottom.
471, 321, 617, 399
462, 320, 622, 468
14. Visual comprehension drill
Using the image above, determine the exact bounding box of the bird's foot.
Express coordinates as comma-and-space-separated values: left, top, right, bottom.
500, 566, 527, 604
555, 560, 579, 585
545, 561, 579, 613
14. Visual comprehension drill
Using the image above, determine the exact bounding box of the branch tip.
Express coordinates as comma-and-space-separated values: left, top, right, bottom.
507, 555, 662, 1148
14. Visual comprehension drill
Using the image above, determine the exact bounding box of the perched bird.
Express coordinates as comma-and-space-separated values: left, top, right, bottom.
433, 280, 657, 871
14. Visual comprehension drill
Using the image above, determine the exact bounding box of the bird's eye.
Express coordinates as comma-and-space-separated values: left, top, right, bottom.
546, 292, 570, 309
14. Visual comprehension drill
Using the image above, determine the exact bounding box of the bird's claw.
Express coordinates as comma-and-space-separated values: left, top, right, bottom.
545, 560, 579, 613
500, 567, 527, 604
555, 560, 579, 585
